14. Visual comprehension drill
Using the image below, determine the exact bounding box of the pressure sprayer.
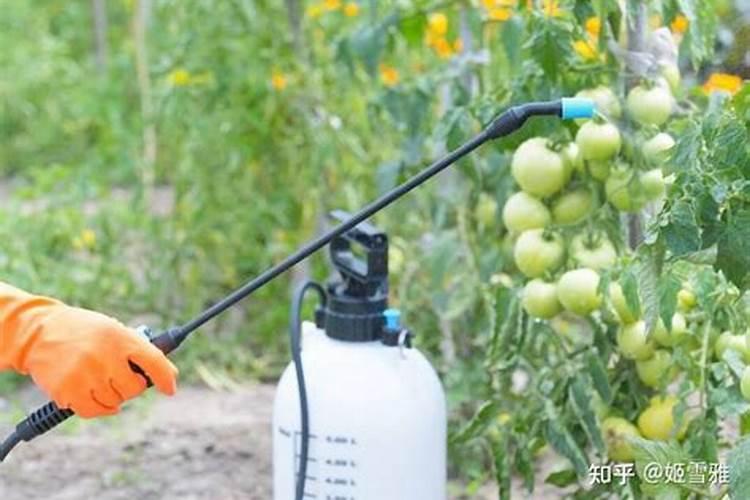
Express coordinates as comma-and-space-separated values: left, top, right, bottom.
0, 98, 594, 499
273, 210, 447, 499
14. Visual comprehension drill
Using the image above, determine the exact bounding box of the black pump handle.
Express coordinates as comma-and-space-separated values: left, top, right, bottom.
329, 210, 388, 286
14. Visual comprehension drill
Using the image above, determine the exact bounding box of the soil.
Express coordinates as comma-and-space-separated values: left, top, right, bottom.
0, 383, 577, 500
0, 384, 274, 500
1, 384, 562, 500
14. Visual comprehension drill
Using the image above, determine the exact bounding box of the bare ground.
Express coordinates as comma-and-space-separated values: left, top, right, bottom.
0, 385, 275, 500
0, 383, 577, 500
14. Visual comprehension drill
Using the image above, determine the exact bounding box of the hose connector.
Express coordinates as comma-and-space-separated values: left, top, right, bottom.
485, 98, 595, 139
561, 97, 596, 120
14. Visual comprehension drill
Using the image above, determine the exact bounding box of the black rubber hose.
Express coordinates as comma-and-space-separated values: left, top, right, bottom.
290, 281, 326, 500
0, 432, 21, 462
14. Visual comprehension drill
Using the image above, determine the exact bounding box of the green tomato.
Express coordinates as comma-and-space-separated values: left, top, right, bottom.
609, 282, 639, 324
714, 331, 750, 362
522, 279, 562, 319
502, 191, 551, 233
601, 417, 641, 462
637, 395, 687, 441
617, 321, 655, 360
513, 229, 565, 278
475, 192, 498, 227
551, 188, 594, 226
511, 138, 567, 197
661, 63, 681, 94
575, 86, 622, 120
741, 366, 750, 402
569, 233, 617, 270
643, 132, 675, 165
605, 166, 646, 213
588, 160, 611, 181
636, 350, 673, 388
640, 169, 666, 201
557, 268, 602, 316
561, 142, 584, 175
626, 85, 673, 126
677, 288, 696, 312
576, 121, 622, 161
652, 313, 688, 347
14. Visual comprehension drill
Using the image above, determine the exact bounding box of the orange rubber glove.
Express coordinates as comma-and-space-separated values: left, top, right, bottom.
0, 282, 178, 418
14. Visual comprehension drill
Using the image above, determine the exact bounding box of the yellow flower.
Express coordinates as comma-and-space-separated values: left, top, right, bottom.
573, 39, 598, 60
72, 228, 97, 250
271, 71, 287, 91
671, 14, 689, 35
344, 2, 359, 17
541, 0, 562, 17
487, 7, 513, 21
702, 73, 743, 95
323, 0, 341, 11
483, 0, 516, 7
167, 68, 191, 87
585, 16, 601, 39
307, 4, 324, 18
428, 12, 448, 37
453, 38, 463, 52
649, 14, 663, 29
379, 64, 400, 87
424, 31, 437, 47
433, 37, 454, 59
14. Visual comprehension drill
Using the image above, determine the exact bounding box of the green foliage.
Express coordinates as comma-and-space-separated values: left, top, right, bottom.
2, 0, 750, 495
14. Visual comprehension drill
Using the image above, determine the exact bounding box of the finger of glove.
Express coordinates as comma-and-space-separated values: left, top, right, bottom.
110, 362, 148, 402
67, 393, 119, 419
91, 380, 125, 409
128, 345, 178, 396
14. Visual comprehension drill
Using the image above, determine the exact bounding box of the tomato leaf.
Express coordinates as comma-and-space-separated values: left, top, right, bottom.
663, 199, 700, 257
585, 347, 612, 404
728, 436, 750, 497
569, 376, 606, 456
637, 243, 663, 334
631, 437, 690, 498
544, 402, 589, 478
716, 206, 750, 289
490, 433, 512, 500
450, 400, 498, 445
658, 272, 680, 331
708, 383, 750, 418
544, 468, 577, 487
621, 269, 642, 320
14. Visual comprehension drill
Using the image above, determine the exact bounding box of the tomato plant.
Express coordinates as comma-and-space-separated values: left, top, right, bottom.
338, 0, 750, 497
4, 0, 750, 497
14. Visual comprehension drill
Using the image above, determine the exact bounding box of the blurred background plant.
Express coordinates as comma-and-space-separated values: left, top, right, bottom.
2, 0, 750, 495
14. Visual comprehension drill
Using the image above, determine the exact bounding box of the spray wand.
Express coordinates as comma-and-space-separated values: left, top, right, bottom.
0, 98, 593, 464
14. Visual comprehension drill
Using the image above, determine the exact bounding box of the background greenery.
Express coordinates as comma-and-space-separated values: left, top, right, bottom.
2, 0, 750, 496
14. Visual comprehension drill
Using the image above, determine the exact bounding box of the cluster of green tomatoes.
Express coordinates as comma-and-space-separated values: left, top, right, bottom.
503, 82, 675, 325
487, 78, 731, 462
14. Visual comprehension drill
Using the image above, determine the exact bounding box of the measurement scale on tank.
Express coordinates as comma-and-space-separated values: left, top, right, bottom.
278, 426, 361, 499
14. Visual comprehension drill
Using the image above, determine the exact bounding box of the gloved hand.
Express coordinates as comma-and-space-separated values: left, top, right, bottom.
0, 283, 178, 418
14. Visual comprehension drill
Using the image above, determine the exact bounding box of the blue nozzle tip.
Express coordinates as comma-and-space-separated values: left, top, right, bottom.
384, 308, 401, 330
561, 97, 595, 120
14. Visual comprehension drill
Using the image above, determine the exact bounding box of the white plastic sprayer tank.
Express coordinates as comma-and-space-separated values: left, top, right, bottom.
273, 320, 447, 499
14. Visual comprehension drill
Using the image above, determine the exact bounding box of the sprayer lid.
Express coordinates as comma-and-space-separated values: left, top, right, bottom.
322, 211, 389, 342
